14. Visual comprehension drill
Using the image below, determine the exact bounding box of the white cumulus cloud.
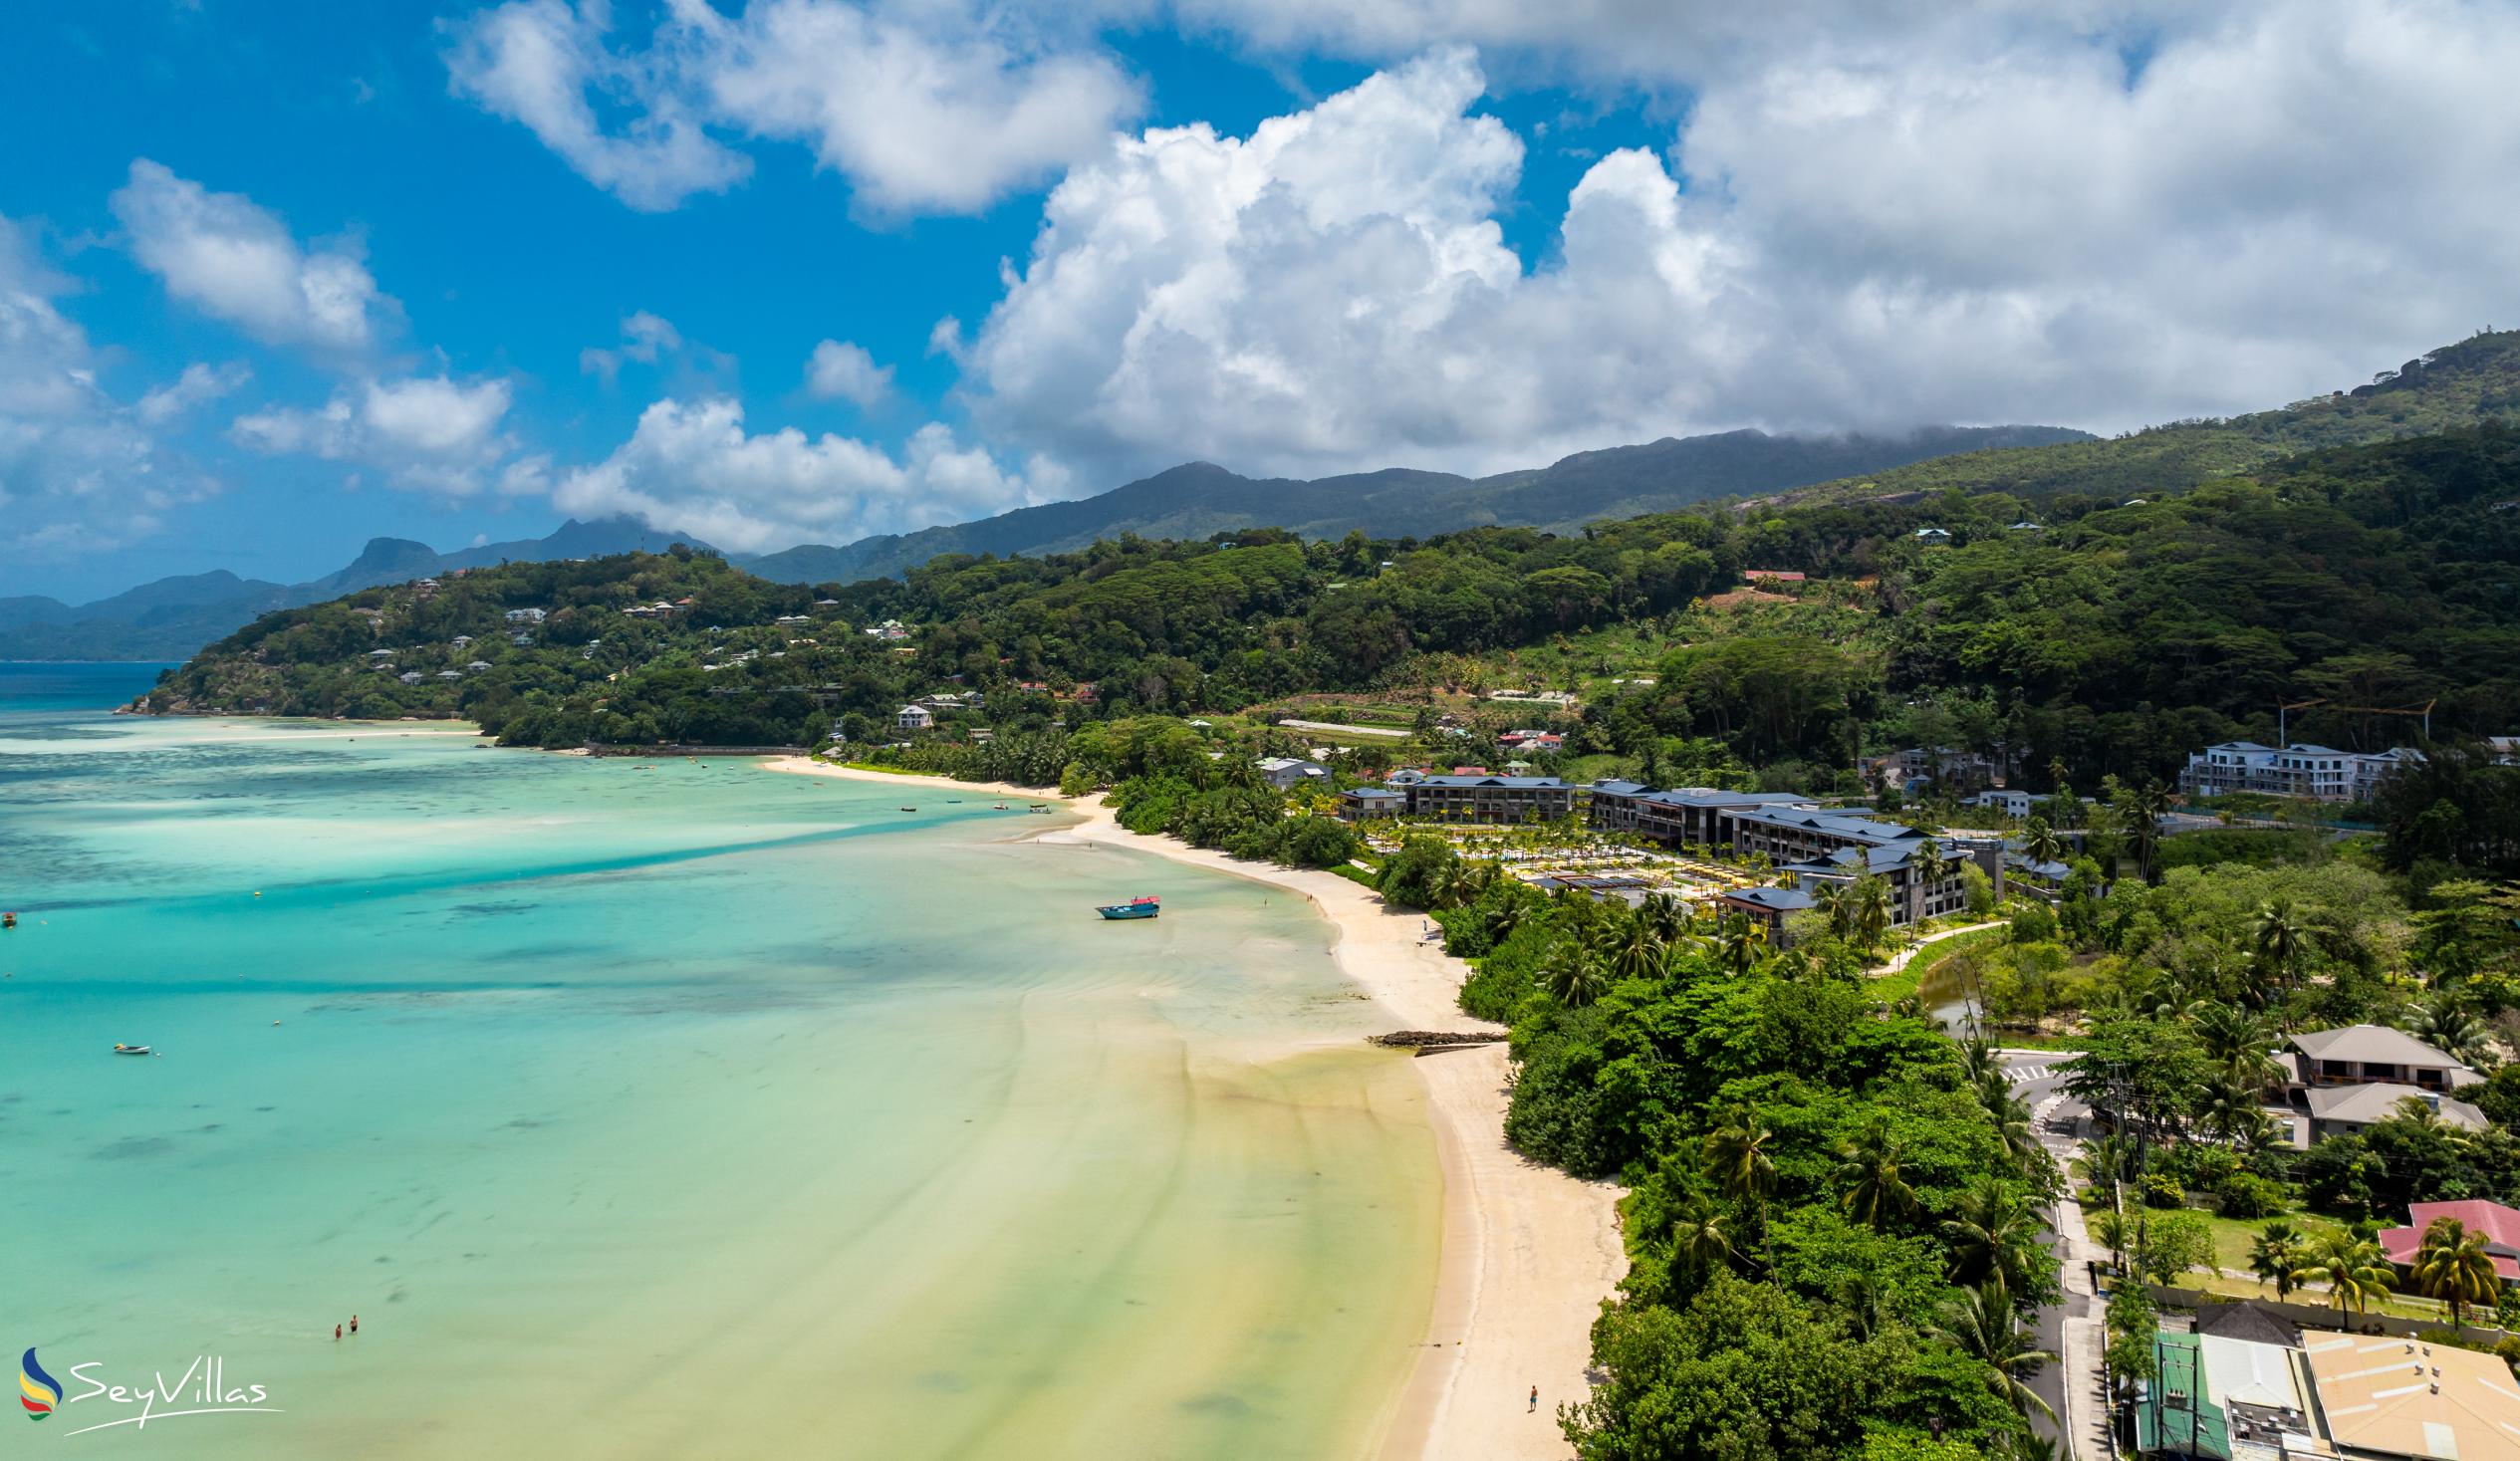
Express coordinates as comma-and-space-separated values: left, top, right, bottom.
136, 362, 253, 426
0, 214, 218, 562
958, 10, 2520, 479
110, 160, 396, 353
444, 0, 752, 213
444, 0, 1143, 215
553, 395, 1059, 550
802, 338, 892, 406
231, 375, 518, 496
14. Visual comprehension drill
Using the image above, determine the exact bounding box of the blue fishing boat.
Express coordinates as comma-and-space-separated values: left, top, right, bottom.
1098, 895, 1160, 920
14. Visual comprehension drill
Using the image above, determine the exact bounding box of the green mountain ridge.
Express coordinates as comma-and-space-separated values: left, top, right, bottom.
1777, 328, 2520, 509
745, 425, 2092, 584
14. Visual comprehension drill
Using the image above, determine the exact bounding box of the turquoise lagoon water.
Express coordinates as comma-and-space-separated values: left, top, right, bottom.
0, 666, 1439, 1458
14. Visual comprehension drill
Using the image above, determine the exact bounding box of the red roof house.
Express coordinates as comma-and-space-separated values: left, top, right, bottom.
2381, 1199, 2520, 1281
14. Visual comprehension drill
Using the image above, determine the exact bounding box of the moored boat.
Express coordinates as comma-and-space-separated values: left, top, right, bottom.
1097, 895, 1160, 920
113, 1043, 153, 1056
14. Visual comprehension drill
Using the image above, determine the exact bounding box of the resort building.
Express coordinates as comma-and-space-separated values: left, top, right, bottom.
2177, 742, 2416, 803
1591, 781, 1994, 927
1716, 884, 1817, 944
1399, 774, 1577, 824
1337, 787, 1406, 821
1586, 783, 1822, 848
894, 704, 934, 731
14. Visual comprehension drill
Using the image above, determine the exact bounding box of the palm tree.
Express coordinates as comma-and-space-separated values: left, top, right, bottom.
1943, 1177, 2051, 1293
2192, 1003, 2282, 1090
1983, 1086, 2051, 1184
1703, 1105, 1777, 1211
1837, 1116, 1919, 1229
2072, 1133, 2136, 1206
2021, 815, 2066, 869
2403, 993, 2494, 1070
1607, 918, 1665, 985
1913, 837, 1958, 906
2412, 1216, 2501, 1330
1850, 871, 1895, 949
1638, 893, 1690, 949
2125, 781, 2172, 883
1957, 1036, 2003, 1089
2248, 1220, 2307, 1303
1932, 1280, 2058, 1423
2250, 896, 2311, 1001
2296, 1227, 2394, 1318
1542, 939, 1610, 1008
1666, 1191, 1736, 1289
1712, 912, 1765, 977
2197, 1074, 2270, 1146
1813, 881, 1855, 942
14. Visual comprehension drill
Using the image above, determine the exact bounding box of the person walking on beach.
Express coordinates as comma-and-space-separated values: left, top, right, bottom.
1529, 1385, 1539, 1413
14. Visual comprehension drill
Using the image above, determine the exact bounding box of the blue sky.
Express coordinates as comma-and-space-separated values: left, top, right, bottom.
6, 0, 2518, 601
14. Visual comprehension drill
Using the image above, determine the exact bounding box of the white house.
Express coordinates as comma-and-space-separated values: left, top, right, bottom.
1255, 756, 1331, 790
504, 608, 546, 624
894, 704, 934, 731
1965, 789, 2036, 818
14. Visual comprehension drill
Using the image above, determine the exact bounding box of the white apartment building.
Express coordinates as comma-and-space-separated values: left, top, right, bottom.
2176, 741, 2414, 803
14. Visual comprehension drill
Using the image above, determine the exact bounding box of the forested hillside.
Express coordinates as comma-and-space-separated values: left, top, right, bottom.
1786, 328, 2520, 509
144, 423, 2520, 797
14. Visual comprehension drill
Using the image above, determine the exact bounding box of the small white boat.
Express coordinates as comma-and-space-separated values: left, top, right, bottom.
113, 1044, 154, 1057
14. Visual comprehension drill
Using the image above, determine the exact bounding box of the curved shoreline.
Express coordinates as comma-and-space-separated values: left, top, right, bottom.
762, 757, 1626, 1461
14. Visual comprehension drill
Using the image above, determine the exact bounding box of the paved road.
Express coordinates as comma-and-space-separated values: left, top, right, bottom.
2003, 1050, 2110, 1460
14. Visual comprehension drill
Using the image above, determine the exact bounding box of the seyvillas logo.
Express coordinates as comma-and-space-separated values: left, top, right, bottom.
16, 1349, 281, 1437
20, 1348, 61, 1419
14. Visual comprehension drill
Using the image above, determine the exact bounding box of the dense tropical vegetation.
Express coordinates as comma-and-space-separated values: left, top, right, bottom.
148, 421, 2520, 808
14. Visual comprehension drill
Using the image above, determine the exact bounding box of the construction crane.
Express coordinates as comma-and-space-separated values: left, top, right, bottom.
2332, 698, 2437, 743
2276, 696, 2435, 747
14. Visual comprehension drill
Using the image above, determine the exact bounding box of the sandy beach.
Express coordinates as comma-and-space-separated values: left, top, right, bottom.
763, 757, 1627, 1460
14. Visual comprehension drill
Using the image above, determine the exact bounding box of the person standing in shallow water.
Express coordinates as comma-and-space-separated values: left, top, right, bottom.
350, 1316, 359, 1336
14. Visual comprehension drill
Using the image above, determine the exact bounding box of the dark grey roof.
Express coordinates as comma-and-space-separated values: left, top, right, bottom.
1732, 808, 1924, 845
1724, 885, 1817, 911
1345, 787, 1406, 800
2194, 1301, 2299, 1348
1415, 775, 1573, 789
